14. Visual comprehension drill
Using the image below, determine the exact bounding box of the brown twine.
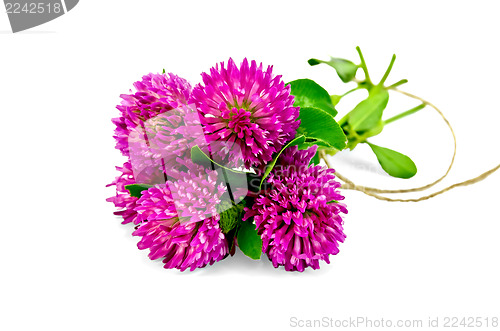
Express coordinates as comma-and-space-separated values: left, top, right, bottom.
321, 88, 500, 202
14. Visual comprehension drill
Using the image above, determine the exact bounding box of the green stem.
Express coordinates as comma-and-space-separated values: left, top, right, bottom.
341, 86, 360, 98
379, 54, 396, 86
356, 46, 371, 84
387, 79, 408, 89
338, 113, 349, 127
384, 103, 426, 125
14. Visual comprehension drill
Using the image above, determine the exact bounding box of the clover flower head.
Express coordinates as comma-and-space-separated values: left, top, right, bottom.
191, 58, 300, 169
132, 169, 229, 271
243, 146, 347, 272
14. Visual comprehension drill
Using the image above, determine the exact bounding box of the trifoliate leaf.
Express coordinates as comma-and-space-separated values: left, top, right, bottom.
288, 79, 337, 117
125, 184, 154, 198
310, 152, 321, 165
190, 145, 245, 174
308, 57, 359, 83
237, 220, 262, 260
259, 135, 306, 189
347, 85, 389, 132
217, 201, 246, 234
330, 94, 342, 106
367, 142, 417, 179
297, 107, 347, 151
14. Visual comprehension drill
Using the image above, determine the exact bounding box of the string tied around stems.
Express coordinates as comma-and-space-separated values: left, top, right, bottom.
321, 88, 500, 202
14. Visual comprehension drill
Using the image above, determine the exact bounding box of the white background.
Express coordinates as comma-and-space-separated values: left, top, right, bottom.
1, 1, 499, 330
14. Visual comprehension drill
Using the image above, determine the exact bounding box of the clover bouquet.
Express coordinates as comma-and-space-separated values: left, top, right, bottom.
107, 47, 499, 272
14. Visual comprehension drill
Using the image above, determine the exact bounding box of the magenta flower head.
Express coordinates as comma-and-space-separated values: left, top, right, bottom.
112, 72, 192, 157
108, 73, 198, 224
106, 159, 169, 225
191, 58, 300, 169
106, 162, 139, 224
132, 168, 229, 271
243, 146, 347, 272
126, 105, 207, 183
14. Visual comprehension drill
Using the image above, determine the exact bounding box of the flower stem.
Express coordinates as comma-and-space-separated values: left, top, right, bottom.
356, 46, 371, 84
387, 79, 408, 89
341, 87, 360, 98
379, 54, 397, 86
384, 103, 426, 125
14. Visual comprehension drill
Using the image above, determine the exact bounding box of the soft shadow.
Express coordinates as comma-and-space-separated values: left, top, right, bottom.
198, 249, 334, 277
112, 216, 337, 277
0, 30, 56, 34
333, 150, 390, 177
